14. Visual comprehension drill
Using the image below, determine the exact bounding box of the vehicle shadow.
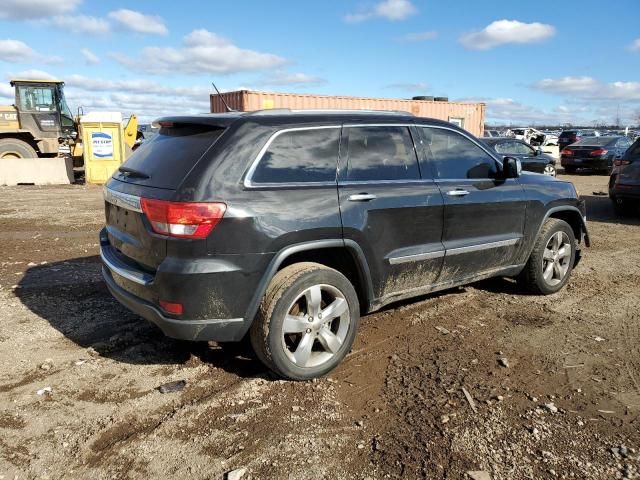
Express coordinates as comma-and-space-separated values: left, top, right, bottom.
15, 256, 266, 378
581, 194, 640, 225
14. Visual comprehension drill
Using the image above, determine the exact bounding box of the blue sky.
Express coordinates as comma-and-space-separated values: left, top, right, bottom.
0, 0, 639, 125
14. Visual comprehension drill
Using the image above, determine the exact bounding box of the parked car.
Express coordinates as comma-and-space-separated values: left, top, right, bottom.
609, 136, 640, 215
561, 136, 633, 174
482, 137, 557, 176
100, 110, 589, 380
484, 129, 502, 138
508, 127, 557, 147
558, 129, 601, 151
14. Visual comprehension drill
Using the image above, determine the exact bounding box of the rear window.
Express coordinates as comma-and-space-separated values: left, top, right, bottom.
572, 137, 616, 147
625, 139, 640, 161
559, 131, 577, 138
251, 127, 340, 184
114, 124, 224, 189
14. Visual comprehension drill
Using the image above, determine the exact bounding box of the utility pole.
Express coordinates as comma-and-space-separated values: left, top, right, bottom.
615, 104, 621, 128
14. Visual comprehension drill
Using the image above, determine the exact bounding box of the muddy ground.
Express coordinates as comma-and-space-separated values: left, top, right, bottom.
0, 172, 639, 480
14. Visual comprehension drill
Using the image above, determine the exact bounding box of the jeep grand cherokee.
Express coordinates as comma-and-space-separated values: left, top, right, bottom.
100, 110, 589, 380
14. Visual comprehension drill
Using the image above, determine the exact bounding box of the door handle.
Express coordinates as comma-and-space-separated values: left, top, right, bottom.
348, 193, 377, 202
446, 189, 470, 197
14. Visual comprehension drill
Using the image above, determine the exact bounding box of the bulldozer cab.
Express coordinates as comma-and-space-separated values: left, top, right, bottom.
11, 80, 75, 138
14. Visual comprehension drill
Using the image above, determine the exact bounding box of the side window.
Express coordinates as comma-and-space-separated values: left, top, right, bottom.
513, 141, 535, 155
251, 128, 340, 184
346, 126, 420, 181
494, 141, 516, 155
422, 127, 498, 179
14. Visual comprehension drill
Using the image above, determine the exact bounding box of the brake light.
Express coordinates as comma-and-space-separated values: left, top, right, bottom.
159, 300, 183, 315
561, 149, 573, 156
590, 148, 608, 157
614, 159, 630, 166
140, 198, 226, 239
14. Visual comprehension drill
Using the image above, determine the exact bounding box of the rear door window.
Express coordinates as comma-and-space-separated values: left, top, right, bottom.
345, 126, 420, 181
422, 127, 498, 179
625, 139, 640, 161
251, 127, 340, 184
115, 124, 225, 189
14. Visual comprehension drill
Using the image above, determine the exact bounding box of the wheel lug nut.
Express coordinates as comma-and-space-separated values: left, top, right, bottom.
308, 317, 313, 323
318, 313, 322, 319
306, 328, 312, 333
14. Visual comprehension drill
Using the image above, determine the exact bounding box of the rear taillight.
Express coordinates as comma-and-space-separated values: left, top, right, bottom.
140, 198, 226, 239
561, 149, 573, 156
590, 148, 608, 157
614, 159, 630, 166
159, 300, 183, 315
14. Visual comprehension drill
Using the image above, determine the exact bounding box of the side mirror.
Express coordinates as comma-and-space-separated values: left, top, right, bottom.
535, 148, 543, 156
502, 156, 521, 178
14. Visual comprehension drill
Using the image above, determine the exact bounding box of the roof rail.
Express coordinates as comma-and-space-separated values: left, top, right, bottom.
247, 108, 413, 116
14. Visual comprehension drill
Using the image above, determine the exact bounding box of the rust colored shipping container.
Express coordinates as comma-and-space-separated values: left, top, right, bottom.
210, 90, 485, 136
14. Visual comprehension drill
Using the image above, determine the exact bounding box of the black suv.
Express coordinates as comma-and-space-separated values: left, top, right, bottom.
100, 110, 589, 380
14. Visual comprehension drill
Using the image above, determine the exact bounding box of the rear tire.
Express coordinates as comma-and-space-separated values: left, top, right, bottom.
520, 218, 576, 295
611, 197, 630, 216
0, 138, 38, 159
250, 262, 360, 381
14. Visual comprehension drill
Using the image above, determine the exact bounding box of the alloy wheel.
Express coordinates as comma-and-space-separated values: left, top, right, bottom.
281, 284, 350, 368
542, 231, 571, 286
543, 164, 556, 176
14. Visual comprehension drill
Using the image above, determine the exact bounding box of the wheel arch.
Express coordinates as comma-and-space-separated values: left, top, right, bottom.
243, 240, 374, 328
545, 207, 589, 247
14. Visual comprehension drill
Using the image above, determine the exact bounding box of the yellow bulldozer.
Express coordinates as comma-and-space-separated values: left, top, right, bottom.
0, 79, 139, 171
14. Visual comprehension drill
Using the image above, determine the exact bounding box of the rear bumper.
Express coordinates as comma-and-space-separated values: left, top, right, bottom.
102, 266, 247, 341
610, 186, 640, 201
561, 158, 610, 170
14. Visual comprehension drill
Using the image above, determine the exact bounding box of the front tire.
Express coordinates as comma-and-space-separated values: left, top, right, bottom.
543, 164, 556, 177
520, 218, 576, 294
250, 262, 360, 380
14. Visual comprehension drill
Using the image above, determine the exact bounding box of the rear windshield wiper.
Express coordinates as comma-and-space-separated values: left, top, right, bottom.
118, 166, 150, 179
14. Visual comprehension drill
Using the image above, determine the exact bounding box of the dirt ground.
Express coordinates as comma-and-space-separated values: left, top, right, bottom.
1, 171, 639, 480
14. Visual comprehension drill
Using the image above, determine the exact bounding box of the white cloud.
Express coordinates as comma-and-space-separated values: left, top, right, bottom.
259, 72, 326, 86
533, 76, 640, 101
48, 15, 110, 35
460, 97, 578, 125
65, 74, 211, 98
0, 39, 62, 64
111, 29, 286, 75
345, 0, 417, 23
8, 69, 57, 80
80, 48, 100, 65
0, 39, 36, 62
460, 20, 555, 50
0, 0, 81, 19
630, 38, 640, 52
108, 9, 168, 35
399, 31, 437, 42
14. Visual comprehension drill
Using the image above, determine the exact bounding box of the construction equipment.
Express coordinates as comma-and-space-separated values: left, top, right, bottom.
0, 79, 75, 159
0, 79, 139, 184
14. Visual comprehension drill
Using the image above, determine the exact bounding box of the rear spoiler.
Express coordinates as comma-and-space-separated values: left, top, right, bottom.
152, 114, 243, 129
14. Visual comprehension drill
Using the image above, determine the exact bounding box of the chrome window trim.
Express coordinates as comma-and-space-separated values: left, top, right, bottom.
243, 125, 342, 188
103, 187, 142, 213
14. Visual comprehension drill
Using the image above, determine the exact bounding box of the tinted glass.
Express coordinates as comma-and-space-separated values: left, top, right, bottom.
512, 142, 535, 155
115, 124, 224, 189
494, 141, 531, 155
573, 137, 617, 147
559, 131, 577, 139
252, 128, 339, 183
346, 126, 419, 181
423, 127, 497, 179
625, 139, 640, 161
